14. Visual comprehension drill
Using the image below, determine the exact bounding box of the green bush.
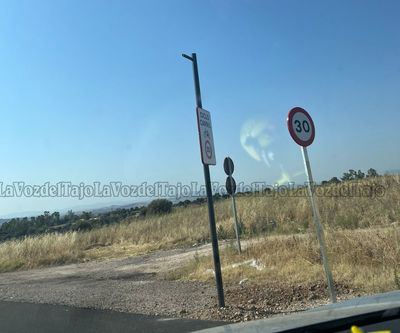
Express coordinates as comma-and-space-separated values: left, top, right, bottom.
146, 199, 173, 215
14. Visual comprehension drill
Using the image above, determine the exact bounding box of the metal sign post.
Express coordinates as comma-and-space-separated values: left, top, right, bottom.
182, 53, 225, 308
301, 146, 337, 303
223, 157, 241, 254
287, 107, 337, 303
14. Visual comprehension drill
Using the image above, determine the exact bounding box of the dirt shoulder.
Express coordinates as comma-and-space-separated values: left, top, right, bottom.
0, 243, 359, 322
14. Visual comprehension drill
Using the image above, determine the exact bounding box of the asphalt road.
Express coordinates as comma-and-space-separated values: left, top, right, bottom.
0, 301, 226, 333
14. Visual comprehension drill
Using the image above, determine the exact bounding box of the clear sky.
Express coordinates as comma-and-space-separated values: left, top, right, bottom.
0, 0, 399, 216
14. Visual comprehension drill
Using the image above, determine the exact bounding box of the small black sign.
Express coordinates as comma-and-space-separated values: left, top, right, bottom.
223, 157, 234, 175
226, 176, 236, 195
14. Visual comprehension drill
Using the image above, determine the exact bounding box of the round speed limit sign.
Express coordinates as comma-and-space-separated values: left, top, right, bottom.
287, 107, 315, 147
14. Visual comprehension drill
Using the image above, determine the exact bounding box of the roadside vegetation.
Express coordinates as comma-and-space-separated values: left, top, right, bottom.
170, 227, 400, 294
1, 170, 399, 294
0, 205, 146, 242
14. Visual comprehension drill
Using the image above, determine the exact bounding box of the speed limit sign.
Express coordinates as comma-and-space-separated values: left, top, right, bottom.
286, 106, 337, 303
287, 107, 315, 147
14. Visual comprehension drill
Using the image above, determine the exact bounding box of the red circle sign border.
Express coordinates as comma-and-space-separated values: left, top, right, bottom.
205, 140, 213, 159
287, 107, 315, 147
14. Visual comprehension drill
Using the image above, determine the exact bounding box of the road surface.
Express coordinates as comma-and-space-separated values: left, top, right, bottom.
0, 300, 225, 333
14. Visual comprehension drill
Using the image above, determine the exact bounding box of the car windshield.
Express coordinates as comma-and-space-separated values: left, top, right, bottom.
0, 1, 399, 332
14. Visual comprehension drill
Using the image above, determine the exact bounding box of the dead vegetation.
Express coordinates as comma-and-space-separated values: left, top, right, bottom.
171, 227, 400, 294
0, 175, 399, 295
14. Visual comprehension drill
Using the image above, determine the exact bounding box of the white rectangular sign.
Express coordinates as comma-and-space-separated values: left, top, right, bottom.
196, 107, 216, 165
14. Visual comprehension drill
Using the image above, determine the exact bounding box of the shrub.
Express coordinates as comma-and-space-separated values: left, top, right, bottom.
72, 220, 93, 231
146, 199, 173, 215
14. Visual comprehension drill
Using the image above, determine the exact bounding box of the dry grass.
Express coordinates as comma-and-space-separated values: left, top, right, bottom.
171, 226, 400, 294
1, 175, 400, 284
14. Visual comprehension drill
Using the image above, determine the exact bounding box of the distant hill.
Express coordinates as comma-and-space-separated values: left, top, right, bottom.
89, 202, 148, 214
0, 201, 149, 220
0, 219, 9, 226
385, 169, 400, 175
0, 201, 151, 242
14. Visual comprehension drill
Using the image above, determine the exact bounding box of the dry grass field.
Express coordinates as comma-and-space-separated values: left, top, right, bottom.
0, 175, 399, 294
170, 227, 400, 294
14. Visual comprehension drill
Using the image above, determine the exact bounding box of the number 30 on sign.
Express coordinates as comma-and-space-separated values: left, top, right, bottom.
287, 107, 315, 147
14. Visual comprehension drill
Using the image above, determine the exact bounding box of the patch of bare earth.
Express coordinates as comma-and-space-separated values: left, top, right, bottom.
212, 282, 360, 322
0, 243, 361, 322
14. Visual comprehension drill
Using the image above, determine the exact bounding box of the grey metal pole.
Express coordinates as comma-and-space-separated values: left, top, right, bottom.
227, 160, 241, 254
301, 146, 337, 303
182, 53, 225, 308
231, 193, 241, 254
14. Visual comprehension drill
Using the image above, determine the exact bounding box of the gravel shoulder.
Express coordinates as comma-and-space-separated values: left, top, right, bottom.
0, 242, 359, 322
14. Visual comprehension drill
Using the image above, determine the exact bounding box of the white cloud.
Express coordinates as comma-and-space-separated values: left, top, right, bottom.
276, 170, 291, 185
240, 119, 274, 166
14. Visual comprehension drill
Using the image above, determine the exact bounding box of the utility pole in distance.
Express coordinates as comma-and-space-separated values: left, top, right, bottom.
182, 53, 225, 308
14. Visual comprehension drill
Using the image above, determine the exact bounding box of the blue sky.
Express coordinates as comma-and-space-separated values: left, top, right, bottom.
0, 0, 399, 216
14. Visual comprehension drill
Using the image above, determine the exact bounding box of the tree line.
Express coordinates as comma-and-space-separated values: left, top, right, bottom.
0, 206, 143, 242
0, 168, 381, 242
321, 168, 379, 185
